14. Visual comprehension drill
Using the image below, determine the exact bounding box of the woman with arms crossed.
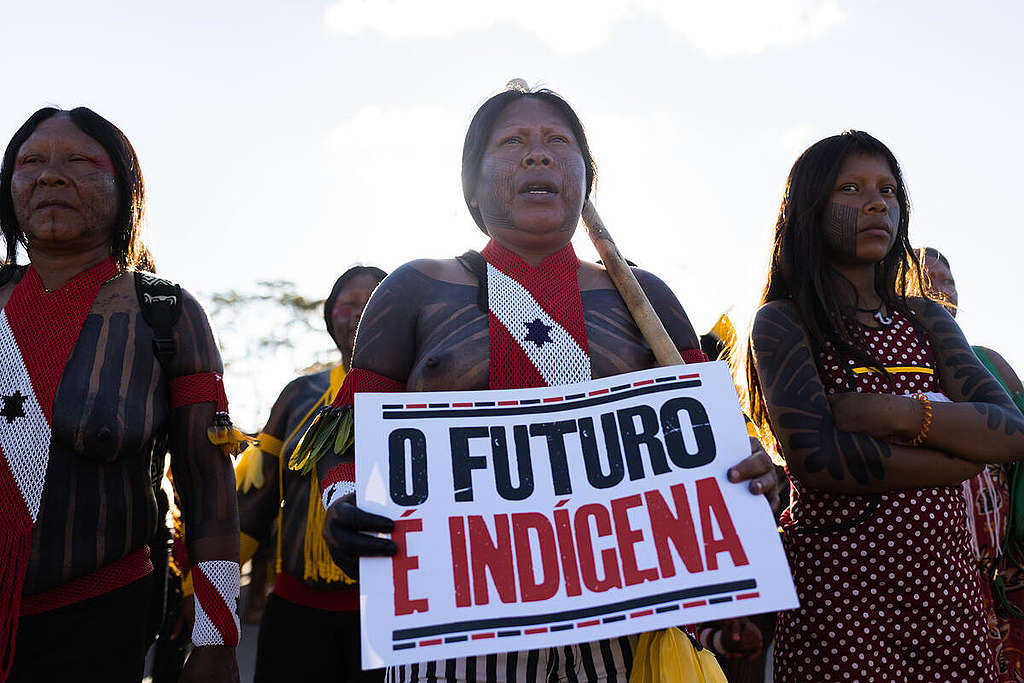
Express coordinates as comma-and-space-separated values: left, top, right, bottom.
748, 130, 1024, 681
0, 108, 240, 682
303, 82, 778, 682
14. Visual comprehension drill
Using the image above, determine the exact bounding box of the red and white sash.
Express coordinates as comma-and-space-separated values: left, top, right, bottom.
0, 258, 117, 680
481, 240, 591, 390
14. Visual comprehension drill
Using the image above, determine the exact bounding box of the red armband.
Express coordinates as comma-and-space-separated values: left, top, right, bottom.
169, 372, 228, 413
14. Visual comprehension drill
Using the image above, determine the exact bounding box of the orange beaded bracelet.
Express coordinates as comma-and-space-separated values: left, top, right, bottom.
909, 392, 933, 446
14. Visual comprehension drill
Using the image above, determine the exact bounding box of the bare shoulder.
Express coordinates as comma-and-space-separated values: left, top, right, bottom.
977, 346, 1024, 395
406, 257, 477, 286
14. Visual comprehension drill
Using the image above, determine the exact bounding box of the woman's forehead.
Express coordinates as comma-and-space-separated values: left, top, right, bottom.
492, 97, 573, 133
20, 115, 105, 153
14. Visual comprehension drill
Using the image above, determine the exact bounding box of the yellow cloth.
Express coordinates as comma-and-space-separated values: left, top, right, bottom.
629, 628, 727, 683
240, 532, 260, 568
235, 432, 283, 493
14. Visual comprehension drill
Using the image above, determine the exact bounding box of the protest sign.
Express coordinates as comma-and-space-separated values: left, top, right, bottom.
356, 362, 797, 668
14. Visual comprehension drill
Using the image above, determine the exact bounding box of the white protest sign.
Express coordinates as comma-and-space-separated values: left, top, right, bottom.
356, 362, 797, 669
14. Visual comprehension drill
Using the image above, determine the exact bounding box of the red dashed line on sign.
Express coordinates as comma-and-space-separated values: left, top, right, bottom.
633, 379, 654, 387
453, 402, 473, 407
736, 592, 760, 600
406, 404, 427, 409
678, 373, 700, 380
524, 627, 548, 635
589, 388, 609, 396
471, 633, 495, 640
400, 509, 417, 518
629, 609, 654, 618
578, 619, 601, 628
420, 638, 442, 646
497, 400, 518, 406
543, 396, 564, 403
683, 600, 707, 608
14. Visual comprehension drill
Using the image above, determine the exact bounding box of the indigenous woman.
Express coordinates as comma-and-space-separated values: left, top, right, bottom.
919, 246, 1024, 681
747, 130, 1024, 681
235, 265, 386, 682
301, 82, 779, 682
0, 108, 242, 682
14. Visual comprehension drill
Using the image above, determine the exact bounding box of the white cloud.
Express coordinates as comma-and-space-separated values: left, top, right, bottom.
324, 0, 846, 56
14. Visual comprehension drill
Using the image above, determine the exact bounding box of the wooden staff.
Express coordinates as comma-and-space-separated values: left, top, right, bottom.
581, 200, 685, 367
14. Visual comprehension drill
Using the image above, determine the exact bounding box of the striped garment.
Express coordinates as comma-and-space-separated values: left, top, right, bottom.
389, 635, 635, 683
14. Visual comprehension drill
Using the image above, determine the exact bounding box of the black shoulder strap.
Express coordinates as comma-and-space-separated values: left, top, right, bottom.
0, 264, 27, 289
134, 271, 183, 368
455, 250, 488, 313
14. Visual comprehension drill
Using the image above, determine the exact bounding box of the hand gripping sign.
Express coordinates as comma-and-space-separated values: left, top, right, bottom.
355, 362, 798, 668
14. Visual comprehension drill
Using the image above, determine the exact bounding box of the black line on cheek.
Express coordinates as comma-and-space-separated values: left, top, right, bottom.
828, 203, 859, 258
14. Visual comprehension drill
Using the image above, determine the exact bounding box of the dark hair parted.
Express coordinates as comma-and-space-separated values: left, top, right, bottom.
0, 107, 145, 270
745, 130, 926, 431
324, 265, 388, 340
461, 84, 597, 234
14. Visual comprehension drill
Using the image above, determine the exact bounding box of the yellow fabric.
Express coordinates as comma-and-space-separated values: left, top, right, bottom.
629, 628, 727, 683
746, 420, 760, 438
235, 444, 265, 493
181, 570, 193, 597
258, 432, 283, 457
240, 532, 260, 568
302, 468, 356, 584
709, 313, 736, 354
852, 365, 934, 375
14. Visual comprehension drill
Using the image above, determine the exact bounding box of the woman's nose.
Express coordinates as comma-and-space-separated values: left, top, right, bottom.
864, 191, 888, 213
522, 151, 552, 168
36, 164, 67, 187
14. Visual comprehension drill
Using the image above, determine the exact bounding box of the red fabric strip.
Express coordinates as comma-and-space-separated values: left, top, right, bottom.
329, 367, 405, 409
4, 258, 117, 424
487, 311, 546, 389
169, 372, 228, 412
20, 545, 153, 616
680, 348, 709, 364
272, 572, 358, 611
193, 563, 240, 646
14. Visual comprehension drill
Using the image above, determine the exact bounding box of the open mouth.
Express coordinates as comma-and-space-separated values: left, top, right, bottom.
519, 182, 559, 196
36, 200, 75, 210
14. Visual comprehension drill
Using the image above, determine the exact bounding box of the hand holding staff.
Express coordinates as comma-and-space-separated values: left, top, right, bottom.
581, 200, 685, 367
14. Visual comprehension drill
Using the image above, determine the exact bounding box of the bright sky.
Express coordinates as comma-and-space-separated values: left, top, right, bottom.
2, 1, 1021, 427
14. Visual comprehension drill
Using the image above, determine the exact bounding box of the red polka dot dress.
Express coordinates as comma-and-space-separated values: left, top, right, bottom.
773, 311, 997, 681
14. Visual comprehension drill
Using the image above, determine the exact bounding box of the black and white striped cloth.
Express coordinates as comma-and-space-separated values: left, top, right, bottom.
388, 635, 636, 682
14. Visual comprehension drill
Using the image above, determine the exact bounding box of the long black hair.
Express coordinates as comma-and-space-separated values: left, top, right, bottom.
461, 81, 597, 234
0, 107, 146, 270
745, 130, 925, 433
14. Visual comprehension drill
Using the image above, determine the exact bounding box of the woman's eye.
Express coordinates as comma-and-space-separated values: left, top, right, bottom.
17, 156, 41, 166
839, 183, 857, 192
880, 185, 897, 195
500, 136, 522, 145
549, 135, 569, 144
69, 155, 89, 163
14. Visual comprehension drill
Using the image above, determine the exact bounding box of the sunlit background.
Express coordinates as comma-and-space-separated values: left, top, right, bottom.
3, 0, 1021, 428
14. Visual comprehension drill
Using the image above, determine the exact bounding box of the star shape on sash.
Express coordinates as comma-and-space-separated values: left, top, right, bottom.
0, 390, 27, 424
523, 318, 554, 348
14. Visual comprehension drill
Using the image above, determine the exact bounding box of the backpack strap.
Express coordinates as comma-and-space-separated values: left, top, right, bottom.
134, 271, 183, 368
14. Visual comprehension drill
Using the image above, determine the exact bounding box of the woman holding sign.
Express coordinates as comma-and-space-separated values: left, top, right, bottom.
748, 131, 1024, 680
297, 81, 778, 681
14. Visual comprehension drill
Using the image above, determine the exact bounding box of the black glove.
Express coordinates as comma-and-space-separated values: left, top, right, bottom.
322, 492, 397, 579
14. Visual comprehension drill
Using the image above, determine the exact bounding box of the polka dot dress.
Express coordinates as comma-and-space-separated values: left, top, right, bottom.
774, 312, 997, 681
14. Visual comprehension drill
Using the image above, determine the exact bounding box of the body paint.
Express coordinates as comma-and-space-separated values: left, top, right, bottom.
827, 203, 859, 259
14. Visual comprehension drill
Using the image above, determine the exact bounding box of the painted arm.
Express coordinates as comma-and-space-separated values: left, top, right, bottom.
751, 300, 982, 493
316, 265, 424, 577
165, 291, 240, 682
